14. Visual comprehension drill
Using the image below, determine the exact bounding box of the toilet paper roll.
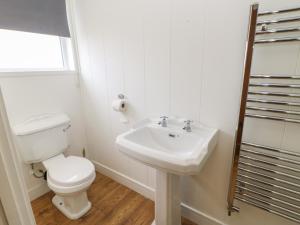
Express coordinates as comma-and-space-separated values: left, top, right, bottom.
112, 99, 126, 112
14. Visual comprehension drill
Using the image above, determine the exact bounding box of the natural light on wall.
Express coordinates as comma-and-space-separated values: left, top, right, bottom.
0, 29, 75, 72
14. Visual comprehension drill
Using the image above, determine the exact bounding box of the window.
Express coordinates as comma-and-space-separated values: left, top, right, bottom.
0, 29, 75, 72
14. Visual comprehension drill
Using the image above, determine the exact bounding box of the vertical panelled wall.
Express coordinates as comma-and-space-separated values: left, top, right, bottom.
72, 0, 300, 224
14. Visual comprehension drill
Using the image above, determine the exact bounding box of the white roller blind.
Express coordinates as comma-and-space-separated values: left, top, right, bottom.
0, 0, 70, 37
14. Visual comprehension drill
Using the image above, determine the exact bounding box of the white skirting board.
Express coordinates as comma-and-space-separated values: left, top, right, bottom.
93, 161, 155, 200
181, 203, 226, 225
93, 160, 225, 225
28, 183, 50, 201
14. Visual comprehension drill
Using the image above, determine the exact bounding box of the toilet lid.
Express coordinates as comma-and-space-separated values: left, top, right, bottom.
47, 156, 95, 187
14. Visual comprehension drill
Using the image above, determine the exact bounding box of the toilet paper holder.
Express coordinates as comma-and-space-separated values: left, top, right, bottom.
112, 94, 127, 113
118, 94, 125, 99
113, 94, 128, 123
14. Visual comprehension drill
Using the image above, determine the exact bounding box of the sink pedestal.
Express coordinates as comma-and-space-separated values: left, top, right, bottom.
152, 170, 181, 225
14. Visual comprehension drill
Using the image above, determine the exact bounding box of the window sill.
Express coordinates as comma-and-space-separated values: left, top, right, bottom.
0, 70, 77, 78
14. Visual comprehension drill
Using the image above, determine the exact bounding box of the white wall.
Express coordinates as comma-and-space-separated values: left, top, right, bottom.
0, 200, 8, 225
72, 0, 300, 225
0, 88, 36, 225
0, 73, 86, 200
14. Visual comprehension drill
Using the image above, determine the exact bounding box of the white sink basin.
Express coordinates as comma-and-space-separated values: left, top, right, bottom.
116, 117, 218, 225
116, 118, 218, 175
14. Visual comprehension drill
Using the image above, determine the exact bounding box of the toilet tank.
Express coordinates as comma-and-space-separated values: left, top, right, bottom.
13, 113, 71, 164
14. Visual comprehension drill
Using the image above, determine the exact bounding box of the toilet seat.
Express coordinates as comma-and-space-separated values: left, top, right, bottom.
48, 156, 95, 187
43, 154, 95, 195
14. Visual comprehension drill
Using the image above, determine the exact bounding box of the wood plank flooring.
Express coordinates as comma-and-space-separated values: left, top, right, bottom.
31, 172, 197, 225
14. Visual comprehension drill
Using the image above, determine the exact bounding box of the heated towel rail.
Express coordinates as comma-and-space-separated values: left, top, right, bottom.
227, 4, 300, 223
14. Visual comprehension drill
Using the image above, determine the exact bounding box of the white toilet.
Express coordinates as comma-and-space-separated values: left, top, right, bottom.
13, 113, 95, 220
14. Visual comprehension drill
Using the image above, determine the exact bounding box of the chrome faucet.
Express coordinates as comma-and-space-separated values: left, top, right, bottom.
183, 120, 193, 132
158, 116, 168, 127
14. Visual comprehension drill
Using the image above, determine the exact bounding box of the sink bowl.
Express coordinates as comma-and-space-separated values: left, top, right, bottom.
116, 118, 218, 175
116, 117, 218, 225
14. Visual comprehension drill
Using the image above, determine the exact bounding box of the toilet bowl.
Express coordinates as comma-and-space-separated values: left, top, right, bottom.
13, 113, 95, 220
43, 154, 95, 219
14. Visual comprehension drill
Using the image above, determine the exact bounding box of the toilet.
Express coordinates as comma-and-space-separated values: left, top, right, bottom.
13, 113, 95, 220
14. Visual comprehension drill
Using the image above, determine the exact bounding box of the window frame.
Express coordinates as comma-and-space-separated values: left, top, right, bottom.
0, 0, 78, 76
0, 35, 77, 75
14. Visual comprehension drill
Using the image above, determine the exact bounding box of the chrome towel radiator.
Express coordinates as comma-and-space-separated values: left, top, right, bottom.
228, 4, 300, 223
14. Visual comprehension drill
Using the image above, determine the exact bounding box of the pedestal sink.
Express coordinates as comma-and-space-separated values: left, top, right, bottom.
116, 118, 218, 225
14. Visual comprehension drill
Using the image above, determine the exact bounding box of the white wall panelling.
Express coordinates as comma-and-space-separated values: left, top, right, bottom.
0, 0, 298, 224
0, 0, 297, 224
72, 0, 300, 224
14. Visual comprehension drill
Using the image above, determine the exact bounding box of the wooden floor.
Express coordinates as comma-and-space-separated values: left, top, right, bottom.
32, 172, 197, 225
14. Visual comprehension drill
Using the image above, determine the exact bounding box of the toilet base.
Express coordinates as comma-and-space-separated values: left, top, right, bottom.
52, 192, 91, 220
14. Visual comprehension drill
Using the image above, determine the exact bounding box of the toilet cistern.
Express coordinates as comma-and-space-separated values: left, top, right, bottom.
116, 117, 218, 225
